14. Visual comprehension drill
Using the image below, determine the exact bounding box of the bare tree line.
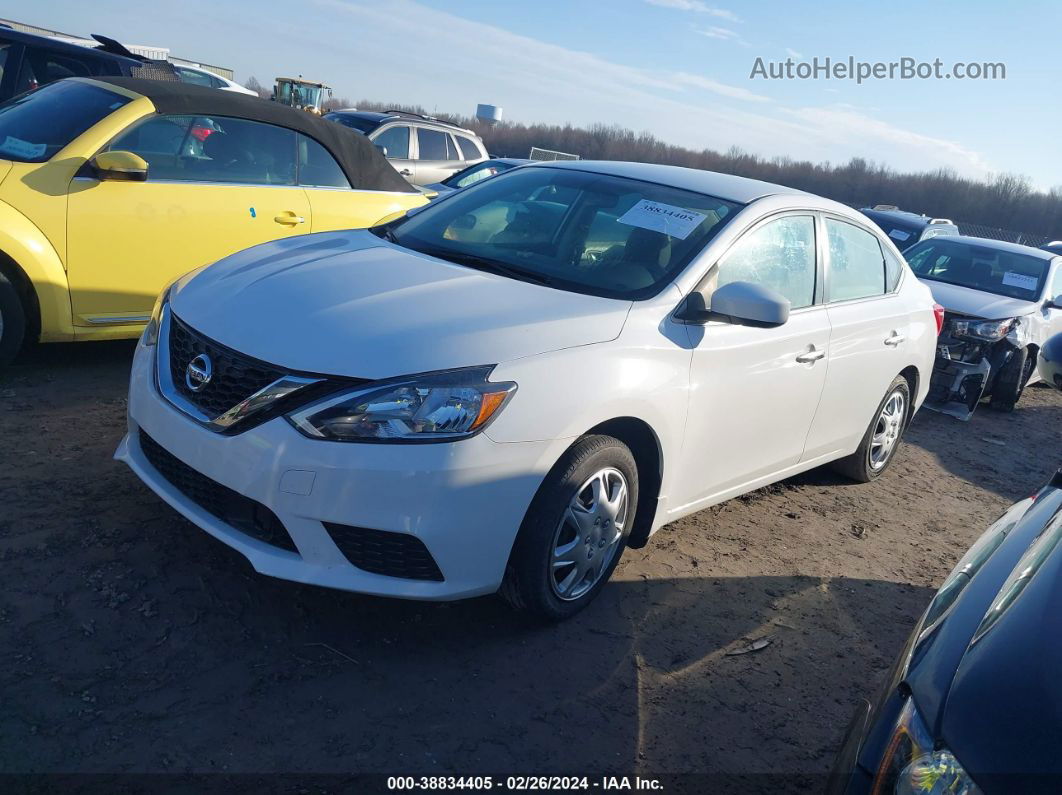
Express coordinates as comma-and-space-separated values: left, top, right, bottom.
249, 81, 1062, 240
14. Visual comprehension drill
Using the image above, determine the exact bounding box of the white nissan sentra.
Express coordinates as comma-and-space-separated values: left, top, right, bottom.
117, 162, 939, 619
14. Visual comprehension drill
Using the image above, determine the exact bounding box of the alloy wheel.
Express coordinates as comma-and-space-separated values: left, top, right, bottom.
549, 467, 629, 601
869, 390, 906, 470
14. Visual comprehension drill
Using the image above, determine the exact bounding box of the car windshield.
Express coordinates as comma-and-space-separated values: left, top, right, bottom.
905, 238, 1049, 301
0, 80, 131, 163
324, 113, 379, 135
387, 166, 740, 299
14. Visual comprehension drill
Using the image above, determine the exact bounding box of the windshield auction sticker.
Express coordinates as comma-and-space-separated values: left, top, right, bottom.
617, 200, 706, 240
0, 136, 46, 159
1001, 271, 1038, 291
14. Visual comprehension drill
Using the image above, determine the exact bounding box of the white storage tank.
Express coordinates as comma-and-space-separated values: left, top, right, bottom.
475, 104, 503, 126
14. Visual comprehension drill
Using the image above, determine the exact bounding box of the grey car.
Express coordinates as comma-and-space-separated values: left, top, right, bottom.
323, 109, 487, 186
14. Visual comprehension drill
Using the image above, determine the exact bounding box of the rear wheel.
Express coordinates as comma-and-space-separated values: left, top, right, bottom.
500, 435, 637, 621
830, 376, 910, 483
0, 271, 26, 369
989, 347, 1033, 412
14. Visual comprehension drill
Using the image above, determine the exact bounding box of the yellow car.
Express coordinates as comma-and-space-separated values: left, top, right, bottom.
0, 76, 427, 365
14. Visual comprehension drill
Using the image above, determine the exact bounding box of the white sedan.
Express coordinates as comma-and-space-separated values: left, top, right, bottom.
116, 161, 939, 620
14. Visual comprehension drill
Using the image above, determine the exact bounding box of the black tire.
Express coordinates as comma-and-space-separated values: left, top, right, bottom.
989, 347, 1032, 412
830, 375, 910, 483
0, 270, 27, 369
500, 435, 638, 621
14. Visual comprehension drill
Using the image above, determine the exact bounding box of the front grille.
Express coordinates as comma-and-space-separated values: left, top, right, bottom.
168, 314, 287, 420
139, 431, 298, 553
323, 523, 444, 581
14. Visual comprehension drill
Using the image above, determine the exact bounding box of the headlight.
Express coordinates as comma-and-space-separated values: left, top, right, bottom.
287, 366, 516, 442
873, 699, 981, 794
950, 318, 1015, 341
141, 284, 173, 347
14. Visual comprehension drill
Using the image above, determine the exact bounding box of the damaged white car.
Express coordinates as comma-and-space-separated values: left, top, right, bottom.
906, 236, 1062, 418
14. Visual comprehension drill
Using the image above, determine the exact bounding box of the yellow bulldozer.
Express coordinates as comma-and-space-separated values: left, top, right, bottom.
273, 76, 332, 114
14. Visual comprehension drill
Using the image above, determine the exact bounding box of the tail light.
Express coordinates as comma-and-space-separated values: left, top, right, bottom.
933, 303, 945, 336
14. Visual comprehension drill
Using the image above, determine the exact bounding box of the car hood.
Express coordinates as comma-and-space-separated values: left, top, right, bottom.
919, 278, 1038, 319
169, 230, 631, 379
905, 474, 1062, 780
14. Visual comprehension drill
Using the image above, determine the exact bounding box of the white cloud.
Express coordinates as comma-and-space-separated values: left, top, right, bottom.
785, 48, 803, 59
693, 25, 750, 46
644, 0, 741, 22
307, 0, 993, 180
780, 106, 993, 177
673, 72, 770, 102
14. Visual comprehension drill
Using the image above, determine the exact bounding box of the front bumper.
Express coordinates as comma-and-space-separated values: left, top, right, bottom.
116, 340, 561, 600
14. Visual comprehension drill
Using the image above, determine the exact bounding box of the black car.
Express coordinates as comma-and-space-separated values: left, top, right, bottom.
861, 205, 959, 250
829, 466, 1062, 794
0, 28, 176, 102
1041, 241, 1062, 256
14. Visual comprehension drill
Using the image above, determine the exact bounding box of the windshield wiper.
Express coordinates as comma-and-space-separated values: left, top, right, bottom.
414, 245, 557, 287
372, 225, 399, 243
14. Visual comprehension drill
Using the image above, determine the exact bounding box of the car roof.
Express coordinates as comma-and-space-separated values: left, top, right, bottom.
531, 160, 808, 204
861, 207, 957, 227
0, 26, 140, 64
78, 77, 416, 194
924, 234, 1058, 260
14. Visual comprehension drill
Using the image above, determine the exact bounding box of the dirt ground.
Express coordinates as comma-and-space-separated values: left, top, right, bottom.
2, 340, 1060, 792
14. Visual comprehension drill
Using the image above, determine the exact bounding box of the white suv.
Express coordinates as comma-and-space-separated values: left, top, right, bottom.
117, 162, 938, 620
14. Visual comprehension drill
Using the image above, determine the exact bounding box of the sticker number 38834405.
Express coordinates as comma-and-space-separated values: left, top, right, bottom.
617, 200, 707, 240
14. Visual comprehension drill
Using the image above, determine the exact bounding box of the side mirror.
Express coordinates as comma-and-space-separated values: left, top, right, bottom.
1046, 294, 1062, 310
676, 280, 790, 327
91, 150, 148, 182
374, 144, 388, 157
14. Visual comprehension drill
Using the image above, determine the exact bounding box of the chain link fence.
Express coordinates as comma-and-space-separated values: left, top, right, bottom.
953, 222, 1053, 248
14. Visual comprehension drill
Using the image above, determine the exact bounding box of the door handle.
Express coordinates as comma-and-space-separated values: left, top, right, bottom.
273, 212, 305, 226
884, 332, 906, 347
795, 347, 826, 364
399, 169, 413, 177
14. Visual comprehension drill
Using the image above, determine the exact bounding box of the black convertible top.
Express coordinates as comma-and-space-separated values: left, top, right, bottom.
88, 76, 415, 193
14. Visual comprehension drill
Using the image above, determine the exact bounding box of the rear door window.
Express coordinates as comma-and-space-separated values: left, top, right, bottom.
444, 133, 461, 161
826, 218, 887, 302
416, 128, 448, 160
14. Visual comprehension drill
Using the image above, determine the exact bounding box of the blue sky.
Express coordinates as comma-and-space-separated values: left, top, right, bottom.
28, 0, 1062, 189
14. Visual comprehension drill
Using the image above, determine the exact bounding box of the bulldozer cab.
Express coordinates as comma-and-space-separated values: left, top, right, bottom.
273, 77, 332, 114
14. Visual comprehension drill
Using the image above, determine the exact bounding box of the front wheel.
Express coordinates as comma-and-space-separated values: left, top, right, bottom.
0, 271, 27, 369
500, 435, 638, 621
830, 376, 910, 483
988, 347, 1033, 412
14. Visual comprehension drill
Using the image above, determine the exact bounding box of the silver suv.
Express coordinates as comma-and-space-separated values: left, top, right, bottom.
323, 110, 487, 186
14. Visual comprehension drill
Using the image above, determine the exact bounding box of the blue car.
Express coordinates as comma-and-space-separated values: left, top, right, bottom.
830, 386, 1062, 795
